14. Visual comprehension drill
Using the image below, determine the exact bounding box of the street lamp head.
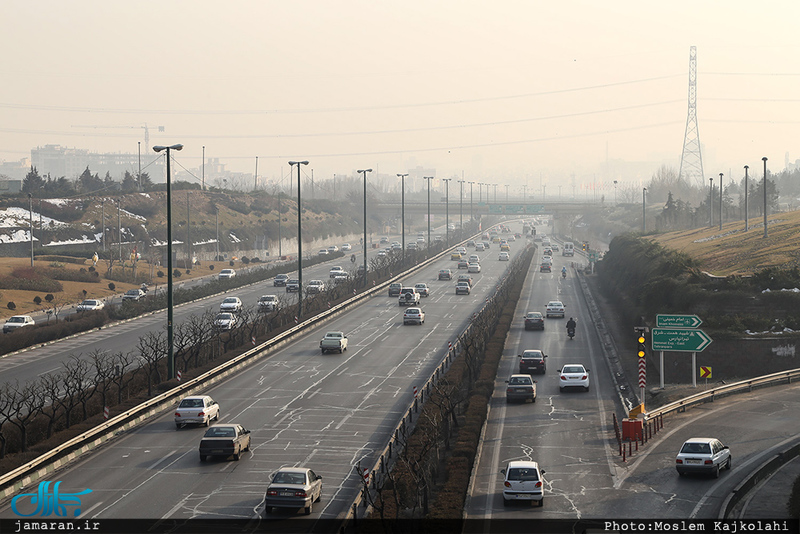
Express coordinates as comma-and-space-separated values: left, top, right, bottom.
744, 165, 749, 170
397, 173, 408, 178
152, 144, 183, 152
358, 169, 373, 174
288, 160, 309, 166
762, 157, 768, 162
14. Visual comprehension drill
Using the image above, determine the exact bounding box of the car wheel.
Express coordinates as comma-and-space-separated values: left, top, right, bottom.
203, 418, 209, 427
727, 456, 732, 470
233, 451, 240, 461
506, 398, 511, 404
539, 498, 544, 507
176, 423, 181, 430
245, 439, 251, 452
321, 349, 326, 354
532, 396, 536, 403
304, 502, 312, 515
315, 490, 321, 503
713, 465, 720, 478
503, 498, 509, 507
214, 412, 219, 421
585, 386, 590, 392
200, 455, 206, 462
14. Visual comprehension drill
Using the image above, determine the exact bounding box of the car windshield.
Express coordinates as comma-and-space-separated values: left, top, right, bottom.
406, 308, 420, 314
223, 298, 237, 303
681, 442, 711, 454
204, 427, 235, 437
180, 398, 204, 408
509, 377, 531, 385
273, 472, 306, 485
216, 313, 232, 320
9, 317, 24, 323
548, 302, 562, 307
126, 290, 138, 295
563, 366, 585, 374
527, 313, 541, 318
523, 351, 542, 358
507, 468, 539, 481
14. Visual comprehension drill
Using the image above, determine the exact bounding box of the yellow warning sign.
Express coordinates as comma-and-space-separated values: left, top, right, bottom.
700, 366, 712, 379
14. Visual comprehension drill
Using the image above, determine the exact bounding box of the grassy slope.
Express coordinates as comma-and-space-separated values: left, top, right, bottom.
651, 210, 800, 276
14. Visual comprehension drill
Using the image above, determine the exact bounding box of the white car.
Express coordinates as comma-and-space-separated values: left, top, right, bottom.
77, 299, 104, 311
341, 243, 352, 251
676, 437, 732, 478
545, 300, 565, 318
327, 245, 339, 253
475, 243, 485, 251
218, 269, 236, 280
468, 263, 481, 273
403, 307, 425, 325
457, 247, 467, 255
307, 280, 325, 293
468, 254, 480, 263
499, 252, 510, 261
3, 315, 35, 334
501, 461, 545, 507
558, 364, 590, 392
174, 395, 220, 429
257, 295, 279, 312
329, 266, 345, 278
318, 249, 329, 256
220, 296, 243, 313
213, 312, 237, 331
377, 250, 387, 257
122, 288, 145, 302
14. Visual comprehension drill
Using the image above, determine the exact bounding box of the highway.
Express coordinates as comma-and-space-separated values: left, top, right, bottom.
0, 223, 529, 522
464, 236, 800, 524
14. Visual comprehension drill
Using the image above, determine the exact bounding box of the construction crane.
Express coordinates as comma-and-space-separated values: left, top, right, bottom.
70, 123, 165, 148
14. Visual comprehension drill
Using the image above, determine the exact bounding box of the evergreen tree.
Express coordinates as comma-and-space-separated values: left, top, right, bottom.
22, 166, 46, 194
78, 167, 104, 193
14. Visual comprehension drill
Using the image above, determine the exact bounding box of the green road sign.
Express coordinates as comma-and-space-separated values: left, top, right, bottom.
651, 328, 713, 352
524, 205, 544, 214
656, 314, 702, 328
588, 252, 598, 262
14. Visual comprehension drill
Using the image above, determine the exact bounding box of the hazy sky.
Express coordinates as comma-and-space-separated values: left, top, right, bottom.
2, 0, 798, 194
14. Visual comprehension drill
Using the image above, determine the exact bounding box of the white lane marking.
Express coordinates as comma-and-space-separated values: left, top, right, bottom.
37, 367, 61, 376
80, 501, 103, 517
147, 450, 177, 471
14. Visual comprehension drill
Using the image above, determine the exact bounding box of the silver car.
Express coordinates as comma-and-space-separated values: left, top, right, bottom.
264, 467, 323, 516
174, 395, 220, 429
676, 437, 732, 477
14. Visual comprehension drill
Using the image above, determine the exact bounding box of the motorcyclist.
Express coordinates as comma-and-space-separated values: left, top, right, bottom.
561, 266, 567, 277
566, 317, 576, 333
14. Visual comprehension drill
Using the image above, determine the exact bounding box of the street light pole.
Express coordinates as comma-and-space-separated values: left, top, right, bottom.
719, 172, 723, 231
397, 173, 408, 264
424, 176, 433, 246
358, 169, 372, 286
289, 161, 309, 314
743, 165, 749, 231
709, 177, 714, 227
469, 181, 474, 229
505, 184, 509, 204
762, 157, 768, 238
478, 182, 483, 203
613, 180, 618, 205
152, 143, 183, 381
443, 179, 451, 246
215, 206, 219, 261
642, 187, 647, 233
458, 179, 465, 234
28, 193, 34, 267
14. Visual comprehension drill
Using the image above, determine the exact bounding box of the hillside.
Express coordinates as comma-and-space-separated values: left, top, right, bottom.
650, 209, 800, 276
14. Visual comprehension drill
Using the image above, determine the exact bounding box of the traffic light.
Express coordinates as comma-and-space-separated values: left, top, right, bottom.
637, 333, 647, 358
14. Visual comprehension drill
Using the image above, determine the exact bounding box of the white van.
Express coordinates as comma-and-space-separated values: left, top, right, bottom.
563, 242, 574, 256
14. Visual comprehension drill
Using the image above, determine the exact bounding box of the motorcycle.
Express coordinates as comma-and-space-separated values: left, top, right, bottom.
562, 270, 567, 279
567, 328, 575, 340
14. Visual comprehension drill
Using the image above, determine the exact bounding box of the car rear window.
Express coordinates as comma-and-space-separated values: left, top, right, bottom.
681, 442, 711, 454
507, 468, 539, 481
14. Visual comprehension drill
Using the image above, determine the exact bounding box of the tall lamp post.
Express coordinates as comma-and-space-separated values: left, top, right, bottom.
743, 165, 749, 231
358, 169, 372, 286
613, 180, 618, 205
478, 182, 483, 203
642, 187, 647, 233
152, 143, 183, 381
458, 179, 465, 234
719, 172, 723, 231
762, 157, 768, 238
397, 173, 408, 263
468, 181, 475, 229
443, 178, 451, 246
505, 184, 509, 204
709, 177, 714, 227
289, 160, 309, 315
28, 193, 34, 267
424, 176, 434, 246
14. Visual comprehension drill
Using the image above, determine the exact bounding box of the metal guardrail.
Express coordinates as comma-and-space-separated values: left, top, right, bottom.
646, 368, 800, 420
0, 228, 486, 501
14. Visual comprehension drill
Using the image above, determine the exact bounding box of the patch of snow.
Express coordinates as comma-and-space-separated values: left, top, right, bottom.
0, 207, 69, 228
139, 193, 151, 198
44, 236, 97, 247
150, 238, 184, 246
0, 229, 36, 243
41, 198, 70, 207
762, 287, 800, 293
193, 239, 218, 246
229, 233, 241, 243
120, 208, 147, 222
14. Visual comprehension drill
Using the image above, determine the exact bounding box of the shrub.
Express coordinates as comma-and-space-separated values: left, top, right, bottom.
209, 265, 215, 271
33, 296, 42, 305
173, 269, 182, 278
229, 260, 235, 267
108, 282, 116, 291
241, 256, 250, 265
88, 266, 95, 272
0, 268, 64, 293
185, 270, 191, 275
250, 257, 261, 263
7, 302, 16, 310
45, 294, 54, 302
157, 271, 165, 278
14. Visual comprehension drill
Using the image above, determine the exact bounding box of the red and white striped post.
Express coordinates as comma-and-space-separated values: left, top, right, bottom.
177, 370, 182, 382
103, 406, 109, 420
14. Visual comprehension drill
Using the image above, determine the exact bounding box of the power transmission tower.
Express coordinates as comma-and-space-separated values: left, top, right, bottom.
678, 46, 705, 189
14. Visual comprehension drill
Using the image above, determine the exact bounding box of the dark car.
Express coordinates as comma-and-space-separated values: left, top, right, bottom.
519, 349, 547, 374
505, 374, 536, 403
198, 424, 251, 461
274, 274, 289, 287
388, 282, 402, 297
438, 269, 452, 281
457, 260, 469, 270
540, 263, 551, 273
524, 312, 545, 330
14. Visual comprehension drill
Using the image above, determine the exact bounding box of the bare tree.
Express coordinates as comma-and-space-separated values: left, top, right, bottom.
0, 383, 17, 458
109, 351, 139, 404
137, 330, 166, 396
3, 381, 45, 453
39, 372, 65, 438
90, 349, 116, 414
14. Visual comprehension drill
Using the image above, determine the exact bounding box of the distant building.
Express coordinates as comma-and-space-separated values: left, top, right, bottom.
31, 144, 165, 182
0, 157, 29, 181
0, 179, 22, 195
